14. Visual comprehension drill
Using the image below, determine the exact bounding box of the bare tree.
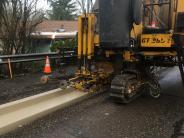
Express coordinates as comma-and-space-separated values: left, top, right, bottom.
76, 0, 94, 14
0, 0, 44, 55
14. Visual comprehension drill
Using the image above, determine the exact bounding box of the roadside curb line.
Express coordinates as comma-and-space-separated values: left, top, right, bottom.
0, 88, 92, 135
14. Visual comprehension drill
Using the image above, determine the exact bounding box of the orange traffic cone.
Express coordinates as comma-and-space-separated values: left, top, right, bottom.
44, 56, 52, 74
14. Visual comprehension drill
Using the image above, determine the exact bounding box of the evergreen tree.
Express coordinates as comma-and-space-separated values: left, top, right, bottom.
48, 0, 77, 20
0, 0, 7, 16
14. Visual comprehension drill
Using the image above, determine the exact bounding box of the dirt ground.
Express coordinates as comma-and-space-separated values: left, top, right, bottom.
0, 65, 77, 105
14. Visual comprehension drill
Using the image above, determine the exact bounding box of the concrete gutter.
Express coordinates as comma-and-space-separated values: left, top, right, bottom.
0, 88, 92, 135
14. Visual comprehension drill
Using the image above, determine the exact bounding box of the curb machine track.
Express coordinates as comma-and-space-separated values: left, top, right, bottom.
110, 73, 143, 104
110, 71, 161, 103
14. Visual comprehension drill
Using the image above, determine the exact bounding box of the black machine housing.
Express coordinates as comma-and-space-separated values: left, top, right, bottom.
99, 0, 142, 49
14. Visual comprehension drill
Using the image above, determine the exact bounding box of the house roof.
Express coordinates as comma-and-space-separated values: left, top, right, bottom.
35, 20, 78, 32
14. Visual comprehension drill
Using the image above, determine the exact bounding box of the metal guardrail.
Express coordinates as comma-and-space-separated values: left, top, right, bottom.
0, 51, 76, 65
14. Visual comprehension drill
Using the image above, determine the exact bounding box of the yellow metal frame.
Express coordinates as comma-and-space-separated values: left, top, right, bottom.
105, 50, 136, 62
78, 14, 96, 60
73, 14, 111, 93
140, 51, 177, 57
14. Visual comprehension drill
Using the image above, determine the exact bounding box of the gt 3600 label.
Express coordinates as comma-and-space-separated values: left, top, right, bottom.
141, 34, 172, 48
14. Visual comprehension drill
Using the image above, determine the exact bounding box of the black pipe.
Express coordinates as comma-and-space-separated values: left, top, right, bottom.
168, 0, 172, 30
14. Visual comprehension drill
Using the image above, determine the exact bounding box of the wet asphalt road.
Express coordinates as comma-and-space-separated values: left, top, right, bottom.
2, 67, 184, 138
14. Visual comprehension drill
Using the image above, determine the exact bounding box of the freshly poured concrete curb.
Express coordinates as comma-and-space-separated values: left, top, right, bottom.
0, 88, 92, 135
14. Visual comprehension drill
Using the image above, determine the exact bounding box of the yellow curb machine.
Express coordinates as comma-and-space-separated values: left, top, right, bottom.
70, 0, 184, 103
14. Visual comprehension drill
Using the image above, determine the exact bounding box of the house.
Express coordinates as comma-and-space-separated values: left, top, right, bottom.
31, 20, 78, 53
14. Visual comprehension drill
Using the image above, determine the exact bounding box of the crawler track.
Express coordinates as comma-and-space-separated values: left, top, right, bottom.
110, 74, 142, 103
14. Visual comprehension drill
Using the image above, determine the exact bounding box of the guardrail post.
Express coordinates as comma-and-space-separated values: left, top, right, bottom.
8, 59, 13, 79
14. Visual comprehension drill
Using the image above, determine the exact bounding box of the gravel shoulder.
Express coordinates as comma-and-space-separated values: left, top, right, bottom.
0, 65, 77, 105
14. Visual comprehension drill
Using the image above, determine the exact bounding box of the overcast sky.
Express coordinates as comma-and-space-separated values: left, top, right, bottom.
37, 0, 50, 11
37, 0, 96, 12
